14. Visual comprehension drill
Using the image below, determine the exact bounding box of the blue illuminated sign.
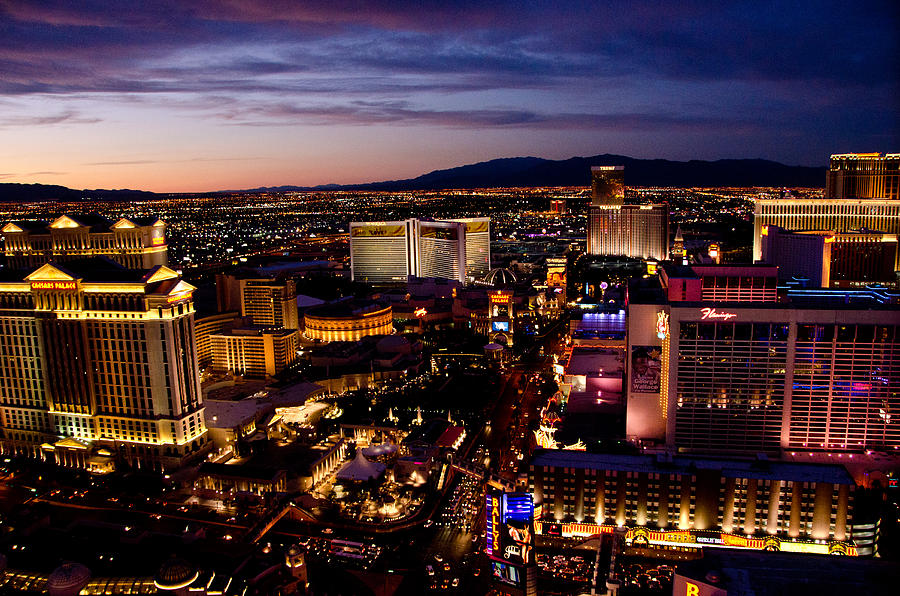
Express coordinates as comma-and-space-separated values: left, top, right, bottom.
502, 493, 534, 524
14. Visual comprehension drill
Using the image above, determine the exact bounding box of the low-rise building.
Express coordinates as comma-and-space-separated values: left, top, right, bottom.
528, 450, 860, 556
210, 327, 299, 378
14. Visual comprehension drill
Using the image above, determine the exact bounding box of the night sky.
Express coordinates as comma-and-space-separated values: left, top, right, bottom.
1, 0, 897, 192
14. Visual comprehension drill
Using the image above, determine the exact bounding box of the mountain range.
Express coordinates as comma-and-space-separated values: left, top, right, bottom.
245, 154, 826, 192
0, 154, 826, 201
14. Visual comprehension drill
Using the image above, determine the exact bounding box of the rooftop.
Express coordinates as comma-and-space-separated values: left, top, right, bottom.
529, 451, 855, 485
197, 462, 285, 482
305, 297, 390, 318
676, 548, 899, 595
565, 347, 624, 377
203, 399, 272, 429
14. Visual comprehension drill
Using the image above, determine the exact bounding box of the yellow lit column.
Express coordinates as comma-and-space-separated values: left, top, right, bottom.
744, 480, 758, 535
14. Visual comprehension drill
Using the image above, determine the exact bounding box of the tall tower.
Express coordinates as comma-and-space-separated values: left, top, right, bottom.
587, 166, 669, 261
0, 259, 207, 471
239, 278, 298, 329
827, 153, 899, 200
671, 226, 685, 260
591, 166, 625, 206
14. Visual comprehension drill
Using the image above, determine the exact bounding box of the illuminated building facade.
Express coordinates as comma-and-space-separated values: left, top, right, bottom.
239, 278, 298, 329
450, 217, 491, 280
671, 226, 685, 261
752, 198, 900, 267
2, 214, 167, 270
587, 205, 669, 261
415, 220, 467, 282
303, 299, 393, 342
350, 218, 490, 284
350, 221, 414, 284
488, 290, 515, 346
760, 225, 898, 288
586, 165, 669, 261
659, 264, 779, 303
210, 327, 299, 378
0, 258, 207, 471
827, 153, 900, 200
528, 451, 858, 555
591, 166, 625, 206
545, 256, 567, 306
194, 311, 241, 368
626, 277, 900, 456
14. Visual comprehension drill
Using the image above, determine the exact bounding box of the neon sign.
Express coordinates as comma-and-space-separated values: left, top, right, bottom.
656, 311, 669, 339
700, 308, 737, 321
30, 281, 76, 290
414, 307, 427, 317
167, 291, 193, 303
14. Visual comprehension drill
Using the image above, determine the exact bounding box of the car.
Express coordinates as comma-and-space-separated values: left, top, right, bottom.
473, 568, 481, 577
426, 565, 435, 576
424, 520, 434, 528
444, 563, 451, 572
452, 578, 459, 587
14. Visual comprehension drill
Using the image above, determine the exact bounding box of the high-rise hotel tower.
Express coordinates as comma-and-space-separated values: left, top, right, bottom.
586, 166, 669, 261
0, 258, 207, 472
827, 153, 899, 201
350, 217, 490, 284
753, 153, 900, 269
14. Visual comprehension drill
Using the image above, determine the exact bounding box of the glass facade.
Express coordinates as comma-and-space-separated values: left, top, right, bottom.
675, 322, 788, 453
791, 324, 900, 451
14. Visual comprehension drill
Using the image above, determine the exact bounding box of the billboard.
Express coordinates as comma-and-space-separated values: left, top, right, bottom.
501, 519, 533, 565
630, 346, 661, 394
486, 492, 535, 567
491, 560, 523, 589
492, 321, 510, 332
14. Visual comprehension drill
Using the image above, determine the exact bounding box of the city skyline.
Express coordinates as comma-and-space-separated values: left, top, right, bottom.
0, 1, 897, 192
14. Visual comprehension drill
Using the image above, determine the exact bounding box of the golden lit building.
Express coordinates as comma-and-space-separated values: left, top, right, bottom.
827, 152, 900, 200
528, 451, 858, 555
753, 197, 900, 267
210, 327, 299, 378
586, 167, 669, 261
0, 258, 207, 471
349, 218, 491, 284
194, 311, 241, 368
449, 217, 491, 281
239, 278, 298, 329
591, 166, 625, 206
2, 214, 167, 270
546, 256, 567, 306
303, 299, 393, 342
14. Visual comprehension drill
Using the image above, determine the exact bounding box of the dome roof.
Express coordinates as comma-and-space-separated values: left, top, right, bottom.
154, 556, 198, 591
47, 562, 91, 596
484, 343, 504, 351
483, 268, 517, 287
